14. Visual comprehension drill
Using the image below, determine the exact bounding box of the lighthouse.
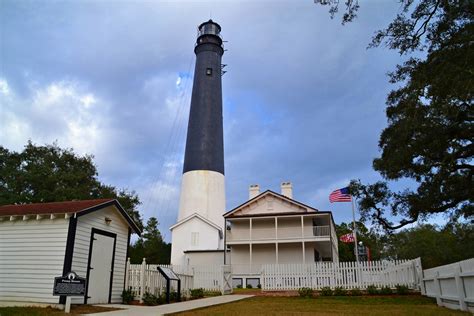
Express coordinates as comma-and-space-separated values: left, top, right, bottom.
170, 20, 226, 266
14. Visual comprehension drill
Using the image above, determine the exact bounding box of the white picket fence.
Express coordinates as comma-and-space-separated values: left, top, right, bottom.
261, 258, 422, 291
125, 259, 224, 302
421, 258, 474, 312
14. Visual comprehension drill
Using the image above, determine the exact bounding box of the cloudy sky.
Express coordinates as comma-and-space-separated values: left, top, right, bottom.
1, 0, 427, 239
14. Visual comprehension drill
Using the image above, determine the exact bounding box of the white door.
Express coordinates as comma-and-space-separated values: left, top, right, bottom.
87, 232, 115, 304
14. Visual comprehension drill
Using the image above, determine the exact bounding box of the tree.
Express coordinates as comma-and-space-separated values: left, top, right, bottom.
128, 217, 171, 264
336, 221, 383, 261
381, 223, 474, 269
0, 141, 143, 229
317, 0, 474, 229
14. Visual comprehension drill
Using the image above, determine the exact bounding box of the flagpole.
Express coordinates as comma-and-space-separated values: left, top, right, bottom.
351, 197, 359, 263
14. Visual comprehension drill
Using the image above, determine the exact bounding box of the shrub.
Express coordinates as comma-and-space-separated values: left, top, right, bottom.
367, 285, 378, 295
298, 287, 313, 298
257, 284, 262, 289
333, 286, 347, 296
380, 286, 392, 295
350, 287, 362, 296
170, 291, 181, 302
142, 292, 159, 306
121, 288, 134, 304
236, 284, 242, 289
320, 286, 333, 296
396, 284, 409, 295
190, 288, 204, 299
246, 284, 253, 289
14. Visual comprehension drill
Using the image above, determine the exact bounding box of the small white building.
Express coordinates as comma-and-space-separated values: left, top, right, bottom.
0, 199, 141, 307
224, 183, 339, 288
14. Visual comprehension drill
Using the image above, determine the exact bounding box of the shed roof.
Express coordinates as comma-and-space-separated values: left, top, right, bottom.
0, 199, 141, 235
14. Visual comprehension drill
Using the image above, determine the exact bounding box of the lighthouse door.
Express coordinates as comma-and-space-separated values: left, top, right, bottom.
86, 229, 116, 304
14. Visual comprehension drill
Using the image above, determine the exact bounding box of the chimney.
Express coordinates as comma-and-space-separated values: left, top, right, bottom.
249, 184, 260, 200
281, 182, 292, 199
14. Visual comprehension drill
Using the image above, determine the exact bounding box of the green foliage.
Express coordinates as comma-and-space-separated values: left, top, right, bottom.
121, 288, 135, 304
204, 290, 221, 297
142, 292, 159, 306
350, 287, 362, 296
236, 284, 242, 289
381, 223, 474, 269
170, 291, 180, 302
333, 287, 347, 296
336, 222, 382, 261
329, 0, 474, 230
128, 217, 171, 264
0, 142, 143, 229
380, 286, 392, 295
366, 285, 378, 295
246, 284, 253, 289
190, 288, 204, 299
298, 287, 313, 298
320, 287, 333, 296
396, 285, 409, 295
257, 284, 262, 289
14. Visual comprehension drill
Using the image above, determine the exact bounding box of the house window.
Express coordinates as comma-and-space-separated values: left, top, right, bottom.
191, 232, 199, 246
206, 68, 212, 76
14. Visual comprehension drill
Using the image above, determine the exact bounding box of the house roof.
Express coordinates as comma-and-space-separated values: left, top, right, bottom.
170, 212, 223, 233
224, 190, 319, 218
0, 199, 141, 235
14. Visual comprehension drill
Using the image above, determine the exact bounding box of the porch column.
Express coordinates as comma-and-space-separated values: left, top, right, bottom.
249, 218, 252, 240
275, 243, 279, 264
249, 243, 253, 270
275, 217, 278, 239
302, 242, 306, 263
301, 215, 304, 238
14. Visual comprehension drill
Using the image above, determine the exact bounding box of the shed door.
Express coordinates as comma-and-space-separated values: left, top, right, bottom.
87, 231, 115, 304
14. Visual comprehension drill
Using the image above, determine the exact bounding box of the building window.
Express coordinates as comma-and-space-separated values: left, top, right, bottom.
191, 232, 199, 246
206, 68, 212, 76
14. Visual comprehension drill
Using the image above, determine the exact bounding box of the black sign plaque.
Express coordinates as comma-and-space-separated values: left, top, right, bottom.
53, 271, 86, 296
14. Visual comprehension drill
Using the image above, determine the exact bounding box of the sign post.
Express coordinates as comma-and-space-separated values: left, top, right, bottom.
157, 266, 181, 304
53, 271, 86, 313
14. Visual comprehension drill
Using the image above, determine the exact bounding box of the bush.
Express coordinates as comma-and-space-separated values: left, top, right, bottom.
298, 287, 313, 298
142, 292, 159, 306
246, 284, 253, 289
367, 285, 378, 295
170, 291, 180, 302
333, 286, 347, 296
257, 284, 262, 289
350, 287, 362, 296
380, 286, 392, 295
121, 288, 134, 304
320, 286, 333, 296
190, 288, 204, 299
236, 284, 242, 289
396, 284, 409, 295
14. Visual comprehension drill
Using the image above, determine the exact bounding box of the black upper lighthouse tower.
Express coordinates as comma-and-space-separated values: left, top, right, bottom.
171, 20, 226, 265
183, 20, 225, 175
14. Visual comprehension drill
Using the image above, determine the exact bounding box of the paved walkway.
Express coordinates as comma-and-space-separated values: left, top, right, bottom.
88, 295, 253, 316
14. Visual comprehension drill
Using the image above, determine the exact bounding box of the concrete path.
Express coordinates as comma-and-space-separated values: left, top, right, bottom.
88, 295, 253, 316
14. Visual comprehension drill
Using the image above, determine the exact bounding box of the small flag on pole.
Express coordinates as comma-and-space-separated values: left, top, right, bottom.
339, 232, 355, 243
329, 187, 352, 203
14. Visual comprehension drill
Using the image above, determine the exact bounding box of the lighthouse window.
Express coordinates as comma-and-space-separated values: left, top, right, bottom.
206, 68, 212, 76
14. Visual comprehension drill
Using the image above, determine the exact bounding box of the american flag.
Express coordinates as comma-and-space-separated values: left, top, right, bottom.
339, 232, 355, 243
329, 187, 352, 203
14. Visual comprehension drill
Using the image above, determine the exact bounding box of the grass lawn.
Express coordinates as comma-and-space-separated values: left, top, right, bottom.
0, 305, 121, 316
170, 295, 470, 316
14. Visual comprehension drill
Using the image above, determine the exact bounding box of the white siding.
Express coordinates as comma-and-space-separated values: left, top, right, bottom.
0, 218, 69, 304
70, 206, 129, 304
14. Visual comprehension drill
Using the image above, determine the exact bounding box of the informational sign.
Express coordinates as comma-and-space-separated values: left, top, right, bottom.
53, 271, 86, 296
158, 266, 180, 280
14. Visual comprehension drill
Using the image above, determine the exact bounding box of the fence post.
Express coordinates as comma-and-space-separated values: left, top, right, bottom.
434, 271, 442, 306
454, 264, 468, 311
139, 257, 146, 303
125, 257, 130, 290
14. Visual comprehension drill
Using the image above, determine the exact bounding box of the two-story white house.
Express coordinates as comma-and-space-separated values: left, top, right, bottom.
224, 183, 339, 288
